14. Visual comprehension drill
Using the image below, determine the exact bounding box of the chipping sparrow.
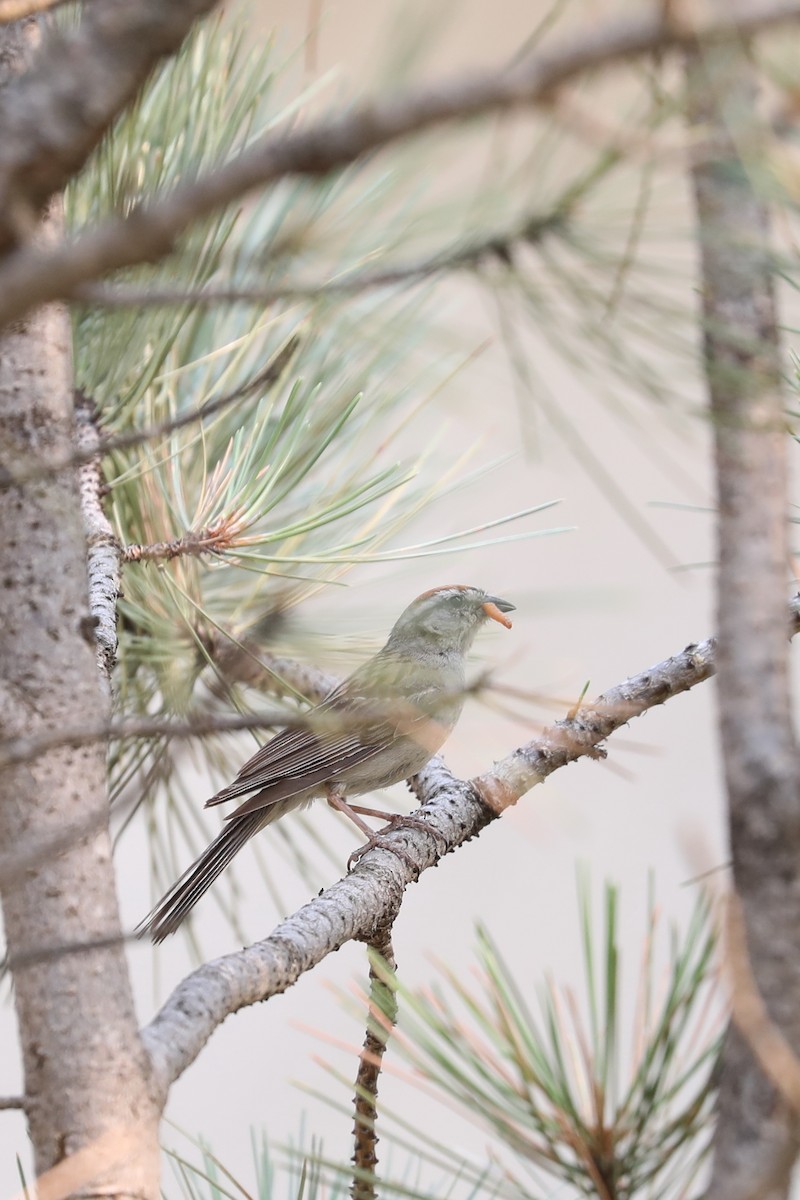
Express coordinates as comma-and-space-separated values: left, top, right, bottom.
140, 584, 514, 941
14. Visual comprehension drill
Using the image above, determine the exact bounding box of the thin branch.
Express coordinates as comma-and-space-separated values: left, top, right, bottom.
0, 338, 299, 492
74, 391, 121, 688
0, 707, 296, 773
0, 1095, 26, 1109
0, 0, 220, 255
122, 520, 241, 563
2, 2, 800, 327
0, 680, 486, 771
351, 928, 397, 1200
140, 597, 800, 1094
78, 211, 563, 310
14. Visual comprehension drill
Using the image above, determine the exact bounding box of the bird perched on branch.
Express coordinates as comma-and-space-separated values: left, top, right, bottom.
139, 584, 514, 942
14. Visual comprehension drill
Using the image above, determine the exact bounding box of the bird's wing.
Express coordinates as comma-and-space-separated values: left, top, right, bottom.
205, 664, 443, 820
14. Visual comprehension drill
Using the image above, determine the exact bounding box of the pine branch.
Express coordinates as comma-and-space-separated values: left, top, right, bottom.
2, 1, 800, 327
140, 597, 800, 1094
77, 210, 563, 310
122, 521, 242, 563
0, 339, 299, 492
0, 708, 298, 775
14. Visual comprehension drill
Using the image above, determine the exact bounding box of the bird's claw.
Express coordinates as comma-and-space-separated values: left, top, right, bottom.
347, 814, 447, 872
348, 834, 417, 872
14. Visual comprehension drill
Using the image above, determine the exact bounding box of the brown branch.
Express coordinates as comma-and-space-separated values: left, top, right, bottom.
77, 210, 562, 310
122, 520, 240, 563
1, 2, 800, 327
687, 26, 800, 1200
0, 1095, 26, 1110
0, 707, 299, 774
0, 0, 220, 256
140, 598, 800, 1093
351, 928, 397, 1200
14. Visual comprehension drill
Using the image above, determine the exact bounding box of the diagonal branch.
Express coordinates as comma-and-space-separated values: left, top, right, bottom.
140, 598, 800, 1095
0, 0, 220, 254
1, 2, 800, 327
77, 209, 563, 311
0, 336, 299, 492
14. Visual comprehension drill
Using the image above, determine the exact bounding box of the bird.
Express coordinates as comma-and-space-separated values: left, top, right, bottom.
139, 584, 515, 941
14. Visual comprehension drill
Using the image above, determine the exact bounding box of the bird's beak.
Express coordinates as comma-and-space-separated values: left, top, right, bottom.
482, 595, 515, 629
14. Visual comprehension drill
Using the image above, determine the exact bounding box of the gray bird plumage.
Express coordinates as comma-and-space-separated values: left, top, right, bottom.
139, 584, 514, 942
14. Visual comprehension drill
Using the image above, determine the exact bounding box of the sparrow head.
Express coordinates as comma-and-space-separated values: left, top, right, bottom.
385, 584, 515, 656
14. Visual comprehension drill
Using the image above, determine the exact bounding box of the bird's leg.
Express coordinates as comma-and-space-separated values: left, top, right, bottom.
325, 786, 419, 872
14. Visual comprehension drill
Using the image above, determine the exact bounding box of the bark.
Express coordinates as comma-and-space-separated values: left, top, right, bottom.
687, 35, 800, 1200
0, 24, 158, 1199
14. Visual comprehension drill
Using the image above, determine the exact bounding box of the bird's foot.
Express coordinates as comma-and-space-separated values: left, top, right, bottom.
347, 833, 417, 872
346, 814, 447, 871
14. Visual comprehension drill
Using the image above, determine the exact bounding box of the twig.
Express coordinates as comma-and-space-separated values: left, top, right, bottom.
0, 680, 486, 771
2, 3, 800, 327
78, 211, 562, 310
351, 927, 397, 1200
0, 338, 299, 492
0, 707, 297, 772
122, 521, 239, 563
140, 598, 800, 1092
0, 1095, 25, 1109
74, 391, 122, 688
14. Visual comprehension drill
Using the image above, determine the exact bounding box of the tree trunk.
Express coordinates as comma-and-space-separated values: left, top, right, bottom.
688, 34, 800, 1200
0, 20, 159, 1200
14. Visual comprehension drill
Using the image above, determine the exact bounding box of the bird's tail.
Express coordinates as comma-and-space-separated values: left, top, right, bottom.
138, 810, 267, 943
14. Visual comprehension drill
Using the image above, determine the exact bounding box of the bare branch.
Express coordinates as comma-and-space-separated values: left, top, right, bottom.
0, 707, 297, 774
0, 1095, 26, 1110
1, 1, 800, 327
78, 210, 562, 310
0, 0, 220, 255
140, 599, 800, 1092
